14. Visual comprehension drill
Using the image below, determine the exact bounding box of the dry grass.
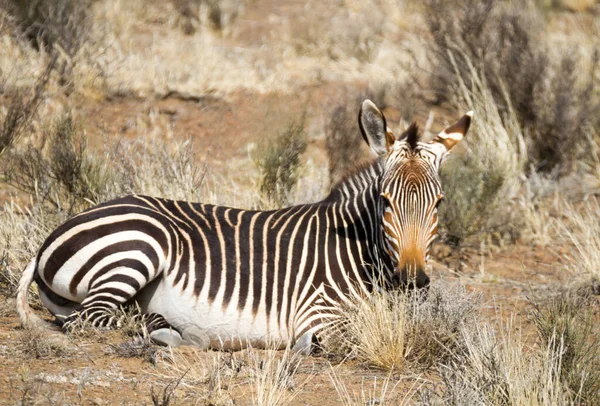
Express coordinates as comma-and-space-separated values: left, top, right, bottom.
323, 283, 480, 372
17, 326, 70, 359
328, 367, 417, 406
247, 346, 309, 406
0, 201, 67, 299
330, 289, 411, 370
155, 344, 309, 406
427, 321, 571, 405
530, 292, 600, 403
419, 293, 600, 405
436, 48, 559, 247
555, 199, 600, 283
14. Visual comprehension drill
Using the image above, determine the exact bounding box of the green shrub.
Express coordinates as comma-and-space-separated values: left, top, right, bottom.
255, 113, 307, 208
3, 111, 112, 213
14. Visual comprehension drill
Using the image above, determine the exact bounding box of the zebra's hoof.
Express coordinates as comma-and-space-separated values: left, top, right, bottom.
182, 327, 210, 349
150, 328, 183, 347
292, 332, 314, 356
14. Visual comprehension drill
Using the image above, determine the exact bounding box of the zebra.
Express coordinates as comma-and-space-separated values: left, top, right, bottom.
17, 99, 472, 352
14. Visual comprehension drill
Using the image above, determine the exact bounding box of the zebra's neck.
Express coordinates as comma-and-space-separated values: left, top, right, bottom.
322, 161, 393, 289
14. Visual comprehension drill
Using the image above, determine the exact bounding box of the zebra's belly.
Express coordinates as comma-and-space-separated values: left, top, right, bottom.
138, 279, 292, 350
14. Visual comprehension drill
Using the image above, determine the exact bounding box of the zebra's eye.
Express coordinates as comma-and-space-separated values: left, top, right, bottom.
380, 192, 393, 207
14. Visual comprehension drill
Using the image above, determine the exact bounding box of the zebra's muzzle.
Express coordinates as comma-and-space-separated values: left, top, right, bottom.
391, 268, 430, 291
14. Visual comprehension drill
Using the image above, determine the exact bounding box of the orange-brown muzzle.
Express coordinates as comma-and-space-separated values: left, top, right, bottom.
391, 243, 430, 290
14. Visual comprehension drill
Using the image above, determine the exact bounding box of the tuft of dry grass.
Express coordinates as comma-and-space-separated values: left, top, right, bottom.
328, 367, 415, 406
155, 345, 309, 406
331, 289, 411, 370
0, 200, 67, 304
323, 283, 480, 372
154, 348, 241, 404
17, 326, 70, 359
555, 199, 600, 284
530, 292, 600, 402
248, 346, 309, 406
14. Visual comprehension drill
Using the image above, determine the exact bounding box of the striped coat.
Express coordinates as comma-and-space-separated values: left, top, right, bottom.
17, 100, 472, 351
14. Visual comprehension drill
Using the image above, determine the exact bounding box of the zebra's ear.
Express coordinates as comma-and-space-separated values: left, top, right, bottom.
431, 111, 473, 152
359, 99, 395, 156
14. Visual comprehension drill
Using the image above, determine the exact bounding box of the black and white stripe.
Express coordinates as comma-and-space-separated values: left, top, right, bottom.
17, 100, 472, 351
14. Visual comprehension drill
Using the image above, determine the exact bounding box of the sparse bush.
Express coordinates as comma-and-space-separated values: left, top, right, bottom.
531, 50, 600, 174
0, 0, 93, 92
3, 111, 112, 213
255, 113, 307, 208
422, 0, 600, 175
422, 0, 545, 119
0, 60, 51, 161
438, 58, 527, 246
106, 137, 207, 202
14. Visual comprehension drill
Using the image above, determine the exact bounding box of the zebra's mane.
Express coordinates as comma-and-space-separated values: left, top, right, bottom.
399, 123, 420, 151
325, 160, 382, 202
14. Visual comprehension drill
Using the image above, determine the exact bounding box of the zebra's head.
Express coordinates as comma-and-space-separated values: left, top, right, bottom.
358, 99, 472, 290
